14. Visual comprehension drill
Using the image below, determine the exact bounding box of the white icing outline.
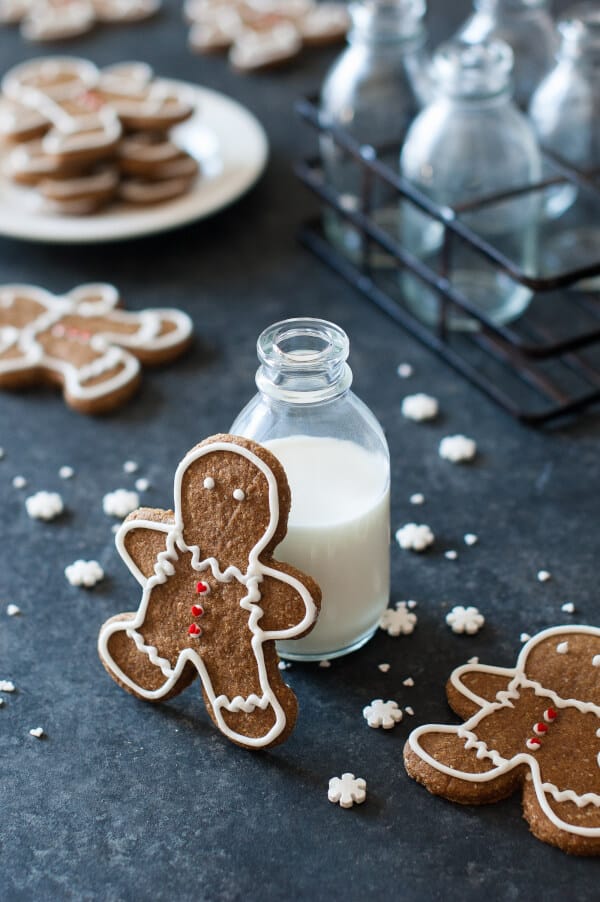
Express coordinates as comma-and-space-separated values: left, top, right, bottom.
98, 440, 318, 748
0, 283, 192, 402
408, 625, 600, 838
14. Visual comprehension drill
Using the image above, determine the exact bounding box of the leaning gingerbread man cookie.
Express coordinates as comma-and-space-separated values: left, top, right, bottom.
404, 626, 600, 855
0, 282, 192, 413
99, 434, 321, 750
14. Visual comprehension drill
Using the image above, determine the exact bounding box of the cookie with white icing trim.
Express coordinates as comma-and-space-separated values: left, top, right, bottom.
98, 434, 321, 750
404, 626, 600, 855
0, 282, 192, 414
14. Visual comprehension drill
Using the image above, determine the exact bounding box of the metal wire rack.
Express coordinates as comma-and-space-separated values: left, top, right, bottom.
294, 96, 600, 425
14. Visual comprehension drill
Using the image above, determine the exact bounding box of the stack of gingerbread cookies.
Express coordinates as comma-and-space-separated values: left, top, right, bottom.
185, 0, 349, 72
0, 57, 199, 214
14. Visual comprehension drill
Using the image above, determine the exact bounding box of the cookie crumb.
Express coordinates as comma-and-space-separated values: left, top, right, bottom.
446, 605, 485, 635
12, 475, 27, 489
397, 363, 413, 379
6, 604, 21, 616
25, 490, 64, 521
464, 533, 478, 546
318, 659, 331, 669
328, 774, 366, 808
401, 393, 438, 422
445, 550, 458, 560
561, 602, 575, 614
135, 477, 150, 492
520, 632, 531, 643
409, 493, 425, 505
29, 727, 44, 739
405, 706, 414, 715
537, 570, 551, 582
103, 489, 140, 518
0, 680, 15, 692
65, 559, 104, 588
402, 677, 414, 687
123, 460, 139, 473
439, 434, 477, 463
59, 466, 74, 479
378, 663, 390, 673
379, 601, 417, 636
396, 523, 434, 552
363, 699, 402, 729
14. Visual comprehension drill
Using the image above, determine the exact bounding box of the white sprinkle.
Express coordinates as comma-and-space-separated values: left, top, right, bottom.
12, 475, 26, 489
59, 466, 74, 479
328, 773, 366, 808
410, 493, 425, 505
556, 641, 569, 654
318, 659, 331, 669
396, 523, 434, 552
278, 660, 291, 670
378, 663, 390, 673
445, 550, 458, 560
112, 524, 120, 534
103, 489, 139, 518
123, 460, 139, 473
29, 727, 44, 739
561, 602, 575, 614
405, 706, 414, 715
439, 434, 477, 463
64, 559, 104, 588
592, 655, 600, 667
537, 570, 551, 582
135, 477, 150, 492
402, 677, 414, 687
6, 604, 20, 616
520, 632, 531, 643
363, 699, 403, 729
0, 698, 3, 707
25, 490, 63, 521
232, 488, 245, 502
446, 605, 485, 635
0, 447, 4, 459
0, 680, 15, 692
401, 392, 439, 422
467, 656, 479, 664
464, 533, 478, 546
397, 363, 413, 379
407, 600, 417, 610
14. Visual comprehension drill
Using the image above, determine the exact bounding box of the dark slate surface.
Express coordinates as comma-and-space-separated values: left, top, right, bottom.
2, 1, 598, 899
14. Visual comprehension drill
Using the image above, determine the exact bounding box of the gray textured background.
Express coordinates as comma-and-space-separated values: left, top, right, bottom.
2, 0, 598, 899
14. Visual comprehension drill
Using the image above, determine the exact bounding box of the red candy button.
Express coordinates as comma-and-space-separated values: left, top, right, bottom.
191, 605, 204, 618
196, 581, 209, 594
188, 623, 202, 637
544, 708, 558, 723
533, 722, 548, 735
526, 738, 541, 750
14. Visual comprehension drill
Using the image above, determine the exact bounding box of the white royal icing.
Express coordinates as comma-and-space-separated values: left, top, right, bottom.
408, 625, 600, 838
98, 440, 319, 749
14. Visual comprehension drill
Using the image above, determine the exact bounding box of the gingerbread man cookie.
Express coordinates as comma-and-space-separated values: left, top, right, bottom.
98, 434, 321, 750
404, 626, 600, 855
0, 282, 192, 414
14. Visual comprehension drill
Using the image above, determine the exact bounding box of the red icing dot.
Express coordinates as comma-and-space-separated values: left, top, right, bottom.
196, 581, 209, 594
188, 623, 202, 637
533, 722, 548, 735
544, 708, 558, 722
191, 604, 204, 618
526, 738, 541, 750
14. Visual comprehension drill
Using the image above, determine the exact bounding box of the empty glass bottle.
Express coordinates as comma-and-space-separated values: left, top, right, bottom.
529, 2, 600, 219
457, 0, 559, 108
399, 38, 542, 330
319, 0, 428, 265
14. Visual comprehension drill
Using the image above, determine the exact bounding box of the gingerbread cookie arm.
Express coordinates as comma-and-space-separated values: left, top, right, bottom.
522, 779, 600, 855
116, 508, 174, 586
256, 559, 320, 639
447, 663, 516, 719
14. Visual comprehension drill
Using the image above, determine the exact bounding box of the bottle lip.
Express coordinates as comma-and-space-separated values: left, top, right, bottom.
431, 37, 514, 100
349, 0, 426, 41
559, 3, 600, 56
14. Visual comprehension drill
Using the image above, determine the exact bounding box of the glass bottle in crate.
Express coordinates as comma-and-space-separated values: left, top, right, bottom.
456, 0, 558, 108
319, 0, 428, 265
399, 38, 542, 330
530, 3, 600, 221
231, 318, 390, 661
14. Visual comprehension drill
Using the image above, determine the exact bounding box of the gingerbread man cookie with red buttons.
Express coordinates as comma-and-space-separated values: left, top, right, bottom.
98, 434, 321, 750
404, 627, 600, 855
0, 282, 192, 414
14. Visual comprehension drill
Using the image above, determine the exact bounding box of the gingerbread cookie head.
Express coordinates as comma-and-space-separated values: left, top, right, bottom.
98, 434, 321, 750
404, 626, 600, 856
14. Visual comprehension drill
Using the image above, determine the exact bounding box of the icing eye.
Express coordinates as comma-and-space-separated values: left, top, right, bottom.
203, 477, 215, 490
233, 488, 245, 502
556, 641, 569, 654
593, 655, 600, 667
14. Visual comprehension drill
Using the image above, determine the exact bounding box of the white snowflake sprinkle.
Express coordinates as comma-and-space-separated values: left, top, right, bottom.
464, 533, 478, 546
0, 447, 4, 459
277, 660, 291, 670
407, 600, 417, 610
445, 550, 458, 560
103, 489, 139, 518
401, 393, 438, 422
402, 677, 414, 687
561, 602, 575, 614
59, 466, 74, 479
25, 491, 64, 521
29, 727, 44, 739
318, 659, 331, 669
6, 604, 20, 616
12, 475, 26, 489
0, 680, 15, 692
446, 605, 485, 635
378, 663, 390, 673
397, 363, 413, 379
396, 523, 434, 552
520, 632, 531, 643
0, 698, 4, 707
439, 434, 477, 463
409, 493, 425, 505
363, 699, 402, 729
123, 460, 139, 473
328, 773, 366, 808
64, 560, 104, 588
537, 570, 551, 582
135, 477, 150, 492
379, 602, 417, 636
405, 706, 414, 715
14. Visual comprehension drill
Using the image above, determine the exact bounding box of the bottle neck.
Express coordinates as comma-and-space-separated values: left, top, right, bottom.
475, 0, 549, 12
255, 319, 353, 406
348, 0, 426, 46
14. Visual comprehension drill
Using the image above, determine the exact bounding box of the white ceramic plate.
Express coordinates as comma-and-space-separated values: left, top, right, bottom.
0, 80, 268, 244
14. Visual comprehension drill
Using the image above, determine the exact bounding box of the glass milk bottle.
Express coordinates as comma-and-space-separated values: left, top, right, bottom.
456, 0, 558, 108
399, 38, 542, 330
231, 318, 390, 661
319, 0, 429, 264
